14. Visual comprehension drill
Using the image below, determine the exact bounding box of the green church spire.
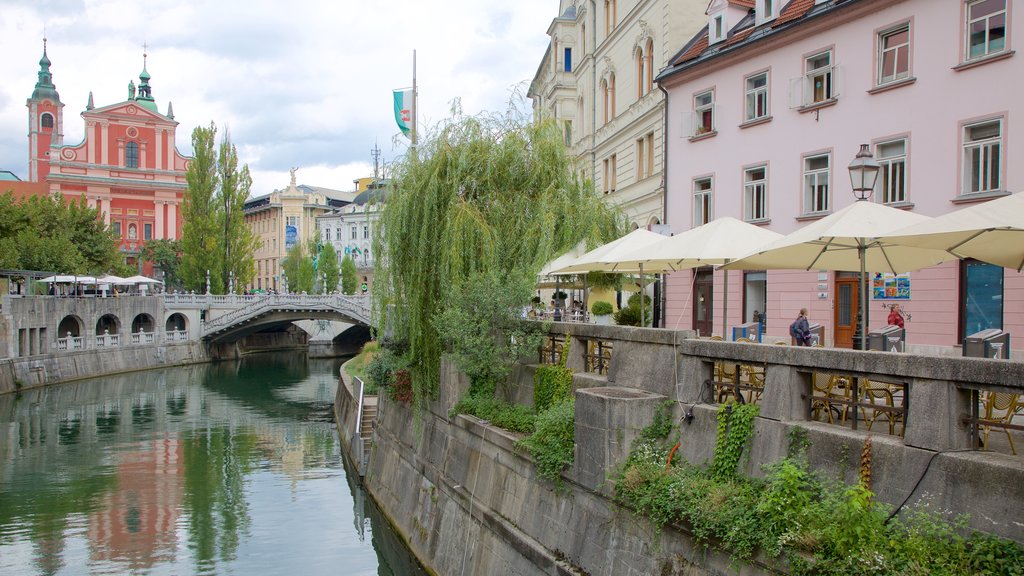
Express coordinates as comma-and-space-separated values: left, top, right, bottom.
135, 47, 157, 112
31, 38, 60, 102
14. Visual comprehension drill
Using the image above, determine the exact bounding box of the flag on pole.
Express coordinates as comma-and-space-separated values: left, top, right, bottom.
393, 88, 413, 138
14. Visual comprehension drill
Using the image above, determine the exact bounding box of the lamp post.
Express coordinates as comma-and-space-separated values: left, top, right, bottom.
848, 144, 881, 350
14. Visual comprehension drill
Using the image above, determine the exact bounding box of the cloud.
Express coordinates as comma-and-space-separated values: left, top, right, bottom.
0, 0, 555, 196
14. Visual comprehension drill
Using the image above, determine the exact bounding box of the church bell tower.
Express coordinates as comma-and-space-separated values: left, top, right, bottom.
26, 38, 64, 182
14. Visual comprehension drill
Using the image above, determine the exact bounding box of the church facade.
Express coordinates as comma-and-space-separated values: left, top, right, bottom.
24, 42, 190, 276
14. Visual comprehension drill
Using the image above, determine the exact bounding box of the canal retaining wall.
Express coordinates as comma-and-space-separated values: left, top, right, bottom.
337, 322, 1024, 576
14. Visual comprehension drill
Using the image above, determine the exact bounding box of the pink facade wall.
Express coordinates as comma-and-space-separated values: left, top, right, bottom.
662, 0, 1023, 354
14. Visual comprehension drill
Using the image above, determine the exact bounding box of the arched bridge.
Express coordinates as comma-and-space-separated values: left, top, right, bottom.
161, 293, 371, 343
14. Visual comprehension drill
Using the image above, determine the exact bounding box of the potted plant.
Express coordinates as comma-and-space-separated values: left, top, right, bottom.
591, 300, 614, 325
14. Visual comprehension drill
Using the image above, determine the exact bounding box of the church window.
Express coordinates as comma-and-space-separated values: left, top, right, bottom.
41, 113, 54, 131
126, 141, 139, 168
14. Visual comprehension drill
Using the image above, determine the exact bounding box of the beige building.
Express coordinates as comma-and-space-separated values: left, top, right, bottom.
244, 169, 354, 292
529, 0, 706, 228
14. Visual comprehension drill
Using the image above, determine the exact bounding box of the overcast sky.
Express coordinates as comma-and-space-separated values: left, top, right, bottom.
0, 0, 555, 196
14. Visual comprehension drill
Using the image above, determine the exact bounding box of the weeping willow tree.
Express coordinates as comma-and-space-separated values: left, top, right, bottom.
374, 104, 623, 410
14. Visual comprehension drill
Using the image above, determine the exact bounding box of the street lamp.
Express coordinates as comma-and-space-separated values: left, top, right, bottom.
848, 144, 881, 350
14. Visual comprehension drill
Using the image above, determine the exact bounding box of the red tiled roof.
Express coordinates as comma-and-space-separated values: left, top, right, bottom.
673, 34, 710, 66
725, 27, 755, 47
1, 181, 48, 202
777, 0, 816, 25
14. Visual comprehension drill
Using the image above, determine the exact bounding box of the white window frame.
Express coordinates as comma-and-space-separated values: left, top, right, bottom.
693, 177, 714, 227
710, 13, 726, 44
803, 153, 831, 214
636, 137, 646, 180
961, 118, 1003, 195
877, 24, 911, 85
743, 165, 768, 222
756, 0, 777, 25
744, 71, 769, 122
965, 0, 1007, 61
693, 90, 715, 136
805, 50, 834, 104
875, 138, 908, 204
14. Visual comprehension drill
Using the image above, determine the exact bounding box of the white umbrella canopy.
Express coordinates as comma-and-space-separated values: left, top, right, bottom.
39, 275, 97, 284
550, 228, 667, 274
879, 191, 1024, 272
614, 217, 784, 272
96, 274, 130, 285
538, 242, 587, 277
722, 200, 959, 274
124, 275, 163, 284
722, 200, 960, 349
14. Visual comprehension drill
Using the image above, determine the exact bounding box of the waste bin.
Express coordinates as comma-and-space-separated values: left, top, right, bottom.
732, 322, 762, 342
963, 329, 1010, 359
868, 324, 906, 352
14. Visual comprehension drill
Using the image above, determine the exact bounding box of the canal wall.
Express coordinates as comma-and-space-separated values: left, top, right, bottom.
337, 323, 1024, 576
0, 341, 212, 395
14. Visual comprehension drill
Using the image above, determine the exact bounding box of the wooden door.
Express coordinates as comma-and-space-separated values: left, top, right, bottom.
693, 269, 714, 337
834, 277, 858, 349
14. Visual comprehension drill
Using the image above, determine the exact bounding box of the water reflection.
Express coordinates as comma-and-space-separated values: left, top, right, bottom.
0, 354, 426, 575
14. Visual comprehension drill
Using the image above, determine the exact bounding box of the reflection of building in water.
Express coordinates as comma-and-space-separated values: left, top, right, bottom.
87, 437, 183, 569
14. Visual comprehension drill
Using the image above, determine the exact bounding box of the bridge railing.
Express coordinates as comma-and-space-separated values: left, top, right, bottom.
199, 293, 371, 336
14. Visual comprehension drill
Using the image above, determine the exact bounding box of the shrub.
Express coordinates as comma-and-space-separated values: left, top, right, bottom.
590, 300, 614, 315
614, 304, 644, 326
517, 398, 575, 485
534, 363, 573, 413
449, 394, 536, 434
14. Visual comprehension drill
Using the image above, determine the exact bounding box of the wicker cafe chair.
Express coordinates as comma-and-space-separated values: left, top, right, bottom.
982, 392, 1020, 455
811, 374, 850, 424
862, 379, 905, 437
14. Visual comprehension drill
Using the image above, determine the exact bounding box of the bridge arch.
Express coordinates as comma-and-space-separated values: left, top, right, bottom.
96, 314, 120, 335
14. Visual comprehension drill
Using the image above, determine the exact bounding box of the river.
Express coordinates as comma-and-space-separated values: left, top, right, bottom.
0, 353, 427, 576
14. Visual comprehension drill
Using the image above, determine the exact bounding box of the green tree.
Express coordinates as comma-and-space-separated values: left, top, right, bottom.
318, 242, 340, 293
0, 191, 122, 274
374, 105, 622, 407
180, 123, 222, 292
217, 130, 258, 293
281, 242, 314, 293
142, 239, 182, 289
340, 254, 358, 294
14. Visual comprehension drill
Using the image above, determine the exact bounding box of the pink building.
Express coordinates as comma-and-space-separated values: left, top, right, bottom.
658, 0, 1021, 355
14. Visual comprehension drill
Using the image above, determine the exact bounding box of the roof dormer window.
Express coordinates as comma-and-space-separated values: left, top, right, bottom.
710, 12, 726, 44
756, 0, 777, 25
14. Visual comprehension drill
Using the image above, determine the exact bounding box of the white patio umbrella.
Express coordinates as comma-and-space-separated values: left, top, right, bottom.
722, 200, 961, 348
879, 190, 1024, 272
125, 275, 163, 284
612, 217, 784, 336
550, 228, 667, 325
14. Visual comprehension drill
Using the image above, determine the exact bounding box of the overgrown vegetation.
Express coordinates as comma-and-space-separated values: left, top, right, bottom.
533, 337, 573, 412
515, 397, 575, 485
614, 403, 1024, 575
373, 102, 623, 412
449, 379, 537, 434
590, 300, 614, 316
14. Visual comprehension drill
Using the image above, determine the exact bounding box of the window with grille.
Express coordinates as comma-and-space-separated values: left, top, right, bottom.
126, 141, 139, 168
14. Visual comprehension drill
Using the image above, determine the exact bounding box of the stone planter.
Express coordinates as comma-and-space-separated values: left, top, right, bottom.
593, 314, 612, 325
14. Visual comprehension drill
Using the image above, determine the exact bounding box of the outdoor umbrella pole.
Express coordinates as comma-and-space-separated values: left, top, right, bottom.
860, 243, 867, 351
640, 264, 645, 328
721, 269, 728, 339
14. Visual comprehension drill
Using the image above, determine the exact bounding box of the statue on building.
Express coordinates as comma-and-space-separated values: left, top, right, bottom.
128, 80, 136, 100
290, 166, 298, 187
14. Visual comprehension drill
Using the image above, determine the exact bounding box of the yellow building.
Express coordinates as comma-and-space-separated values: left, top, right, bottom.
243, 169, 354, 292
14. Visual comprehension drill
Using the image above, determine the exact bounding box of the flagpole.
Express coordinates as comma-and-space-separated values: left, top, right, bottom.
412, 49, 418, 148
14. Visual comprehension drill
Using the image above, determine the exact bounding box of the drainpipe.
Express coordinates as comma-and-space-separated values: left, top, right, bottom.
657, 81, 670, 328
590, 0, 598, 188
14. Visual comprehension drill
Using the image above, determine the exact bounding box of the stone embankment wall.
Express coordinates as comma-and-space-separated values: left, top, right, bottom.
0, 341, 211, 395
336, 323, 1024, 576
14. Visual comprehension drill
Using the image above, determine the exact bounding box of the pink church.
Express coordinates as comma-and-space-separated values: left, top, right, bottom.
657, 0, 1021, 356
23, 42, 190, 276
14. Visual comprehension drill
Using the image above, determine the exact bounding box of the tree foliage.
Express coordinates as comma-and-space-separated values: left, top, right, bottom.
318, 242, 340, 293
341, 254, 358, 294
179, 122, 257, 294
281, 242, 314, 293
0, 190, 123, 274
373, 104, 623, 408
142, 239, 182, 289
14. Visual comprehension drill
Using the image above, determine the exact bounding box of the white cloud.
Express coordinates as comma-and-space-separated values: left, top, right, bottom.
0, 0, 555, 196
